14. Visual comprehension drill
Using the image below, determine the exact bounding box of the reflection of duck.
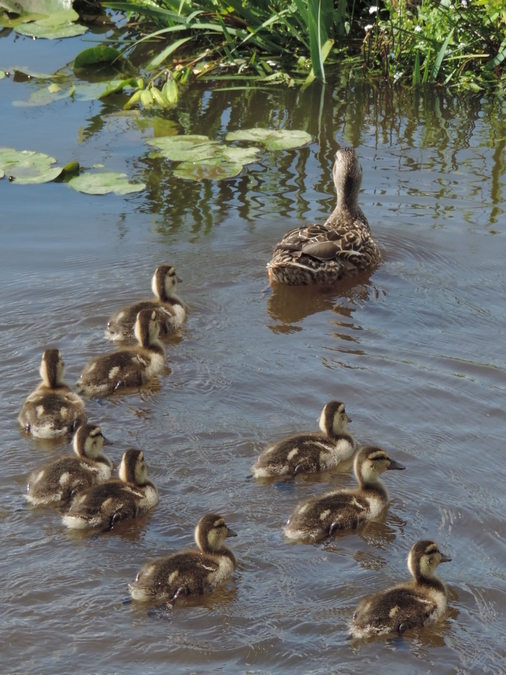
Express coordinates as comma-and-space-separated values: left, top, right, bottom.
267, 148, 380, 285
62, 449, 158, 529
77, 310, 166, 397
252, 401, 356, 478
18, 349, 87, 438
26, 424, 113, 506
129, 514, 237, 603
284, 446, 405, 543
350, 540, 451, 638
106, 264, 185, 341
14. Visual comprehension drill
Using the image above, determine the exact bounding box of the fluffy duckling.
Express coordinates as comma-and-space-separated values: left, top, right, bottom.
18, 349, 87, 438
284, 446, 405, 542
26, 423, 113, 506
106, 264, 185, 341
62, 449, 158, 529
267, 148, 381, 285
349, 540, 451, 638
76, 309, 166, 397
252, 401, 356, 478
129, 513, 237, 603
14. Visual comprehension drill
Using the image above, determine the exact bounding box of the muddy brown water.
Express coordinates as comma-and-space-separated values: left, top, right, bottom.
1, 29, 506, 675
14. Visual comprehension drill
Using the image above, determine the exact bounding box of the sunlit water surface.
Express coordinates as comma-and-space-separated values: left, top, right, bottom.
1, 27, 506, 675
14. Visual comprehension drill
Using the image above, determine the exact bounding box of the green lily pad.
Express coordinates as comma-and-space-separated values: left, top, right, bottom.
73, 79, 137, 101
225, 128, 312, 151
74, 46, 123, 71
0, 168, 4, 178
12, 66, 67, 80
68, 171, 146, 195
222, 146, 260, 164
0, 71, 5, 79
13, 83, 73, 106
0, 147, 62, 183
146, 135, 221, 162
174, 158, 245, 181
0, 0, 66, 12
15, 20, 87, 39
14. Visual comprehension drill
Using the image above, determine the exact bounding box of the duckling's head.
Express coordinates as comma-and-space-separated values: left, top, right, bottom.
39, 349, 65, 388
119, 449, 149, 485
318, 400, 351, 437
333, 147, 362, 208
134, 309, 161, 348
354, 445, 405, 486
408, 540, 452, 583
195, 513, 237, 553
152, 264, 181, 301
73, 423, 112, 459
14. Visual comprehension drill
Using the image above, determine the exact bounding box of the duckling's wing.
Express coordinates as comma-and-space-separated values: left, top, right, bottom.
353, 587, 437, 634
286, 491, 369, 541
27, 457, 94, 504
107, 300, 159, 339
255, 434, 331, 477
133, 552, 220, 600
67, 482, 139, 526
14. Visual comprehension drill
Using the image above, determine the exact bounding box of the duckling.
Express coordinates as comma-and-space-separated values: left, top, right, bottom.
267, 148, 381, 285
18, 349, 88, 438
76, 309, 166, 397
62, 449, 158, 529
129, 513, 237, 603
252, 401, 356, 478
26, 423, 113, 506
106, 264, 185, 341
284, 446, 405, 542
349, 540, 451, 638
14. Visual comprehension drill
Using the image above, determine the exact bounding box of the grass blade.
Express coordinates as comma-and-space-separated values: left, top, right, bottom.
307, 0, 324, 81
148, 36, 193, 67
413, 50, 420, 85
429, 28, 454, 82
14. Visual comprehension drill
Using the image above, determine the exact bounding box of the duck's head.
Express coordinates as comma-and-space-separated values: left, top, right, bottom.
318, 400, 351, 437
134, 309, 163, 350
195, 513, 237, 553
152, 264, 181, 301
73, 423, 113, 460
39, 349, 65, 388
408, 540, 451, 583
119, 449, 150, 485
354, 445, 405, 486
333, 147, 363, 208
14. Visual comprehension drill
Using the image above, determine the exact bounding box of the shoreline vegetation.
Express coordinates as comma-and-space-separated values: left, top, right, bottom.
93, 0, 506, 92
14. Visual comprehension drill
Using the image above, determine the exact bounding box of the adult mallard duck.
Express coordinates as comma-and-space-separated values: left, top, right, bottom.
267, 148, 380, 285
349, 540, 451, 638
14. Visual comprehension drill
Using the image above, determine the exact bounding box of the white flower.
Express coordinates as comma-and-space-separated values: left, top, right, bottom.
369, 5, 378, 13
393, 71, 403, 83
267, 60, 276, 67
461, 0, 467, 5
364, 24, 373, 32
415, 25, 422, 32
388, 52, 395, 60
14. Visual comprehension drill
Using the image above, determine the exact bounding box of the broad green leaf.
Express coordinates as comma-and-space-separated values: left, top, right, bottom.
146, 135, 221, 161
0, 11, 44, 27
0, 146, 62, 183
222, 146, 260, 164
0, 0, 67, 12
68, 171, 145, 195
73, 79, 137, 101
174, 158, 244, 181
12, 67, 67, 79
13, 84, 73, 106
15, 20, 87, 39
225, 128, 312, 150
0, 70, 5, 79
74, 46, 123, 70
0, 168, 4, 178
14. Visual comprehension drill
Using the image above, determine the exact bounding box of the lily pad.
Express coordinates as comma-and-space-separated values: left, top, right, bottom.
13, 83, 73, 106
0, 71, 5, 79
14, 9, 87, 39
225, 128, 312, 151
68, 171, 146, 195
74, 46, 123, 71
0, 147, 62, 183
146, 135, 221, 162
222, 146, 260, 164
73, 79, 138, 101
173, 158, 245, 181
0, 168, 4, 178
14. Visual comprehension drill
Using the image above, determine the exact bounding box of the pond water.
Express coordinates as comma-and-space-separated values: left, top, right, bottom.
1, 25, 506, 675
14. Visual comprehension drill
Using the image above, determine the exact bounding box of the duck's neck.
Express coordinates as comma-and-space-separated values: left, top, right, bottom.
200, 543, 237, 567
143, 339, 166, 357
357, 474, 388, 499
414, 571, 447, 595
160, 290, 182, 305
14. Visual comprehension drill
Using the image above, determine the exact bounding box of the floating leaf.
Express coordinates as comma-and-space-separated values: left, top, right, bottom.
0, 0, 66, 12
12, 66, 67, 80
0, 168, 4, 178
0, 146, 62, 183
174, 158, 244, 181
74, 46, 123, 71
0, 70, 5, 79
73, 79, 137, 101
14, 9, 87, 39
225, 128, 312, 150
222, 146, 260, 164
13, 83, 73, 106
146, 135, 221, 162
68, 171, 145, 195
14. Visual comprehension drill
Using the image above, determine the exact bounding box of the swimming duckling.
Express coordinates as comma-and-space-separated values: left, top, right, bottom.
106, 264, 185, 341
129, 513, 237, 603
284, 446, 405, 542
18, 349, 87, 438
252, 401, 356, 478
76, 309, 166, 397
349, 540, 451, 638
267, 148, 381, 285
62, 449, 158, 529
26, 423, 113, 506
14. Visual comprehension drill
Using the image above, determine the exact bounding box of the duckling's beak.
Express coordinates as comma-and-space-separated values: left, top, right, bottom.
176, 276, 182, 283
345, 414, 352, 423
439, 553, 452, 563
102, 435, 113, 446
226, 527, 237, 538
387, 458, 405, 470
